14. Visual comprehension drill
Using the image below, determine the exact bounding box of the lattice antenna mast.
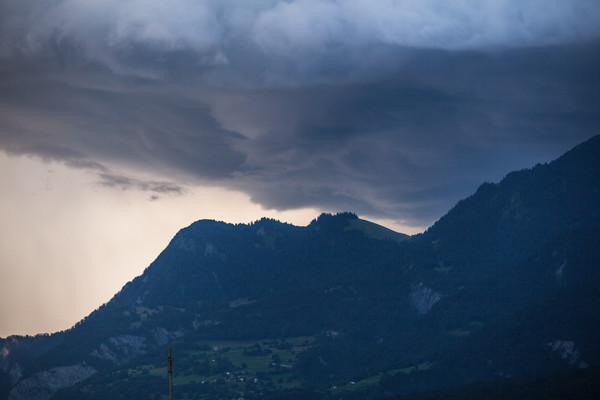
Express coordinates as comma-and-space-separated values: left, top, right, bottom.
168, 347, 173, 400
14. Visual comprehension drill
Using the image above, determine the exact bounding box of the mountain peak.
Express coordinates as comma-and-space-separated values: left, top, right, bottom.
307, 211, 355, 226
308, 212, 409, 242
556, 134, 600, 167
423, 135, 600, 271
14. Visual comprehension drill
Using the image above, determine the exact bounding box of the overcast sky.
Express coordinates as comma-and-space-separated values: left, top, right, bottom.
1, 0, 599, 337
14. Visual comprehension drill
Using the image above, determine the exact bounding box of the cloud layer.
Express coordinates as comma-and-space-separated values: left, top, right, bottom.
3, 0, 599, 82
1, 0, 600, 226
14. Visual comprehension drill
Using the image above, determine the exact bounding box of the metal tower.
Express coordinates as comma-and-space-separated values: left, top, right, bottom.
168, 347, 173, 400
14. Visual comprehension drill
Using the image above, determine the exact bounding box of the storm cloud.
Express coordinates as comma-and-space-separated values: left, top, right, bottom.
1, 0, 599, 226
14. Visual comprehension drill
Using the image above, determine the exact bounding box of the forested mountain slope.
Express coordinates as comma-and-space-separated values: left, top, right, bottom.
1, 135, 599, 400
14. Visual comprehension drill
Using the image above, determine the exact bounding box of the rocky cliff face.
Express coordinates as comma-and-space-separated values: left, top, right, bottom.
409, 283, 442, 315
89, 335, 147, 364
8, 364, 96, 400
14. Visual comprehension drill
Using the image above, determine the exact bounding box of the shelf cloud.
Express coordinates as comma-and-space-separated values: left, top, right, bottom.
1, 0, 599, 225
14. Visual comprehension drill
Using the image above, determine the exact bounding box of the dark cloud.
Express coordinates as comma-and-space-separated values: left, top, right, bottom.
223, 44, 600, 224
98, 173, 184, 195
65, 159, 109, 172
0, 76, 247, 180
1, 0, 599, 227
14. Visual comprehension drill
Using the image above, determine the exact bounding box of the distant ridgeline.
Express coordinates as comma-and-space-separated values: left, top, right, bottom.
1, 136, 599, 400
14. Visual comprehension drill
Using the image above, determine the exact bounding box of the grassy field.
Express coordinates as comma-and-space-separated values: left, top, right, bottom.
113, 336, 317, 399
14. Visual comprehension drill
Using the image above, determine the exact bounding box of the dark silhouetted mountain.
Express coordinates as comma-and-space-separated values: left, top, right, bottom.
1, 136, 599, 400
423, 135, 600, 275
